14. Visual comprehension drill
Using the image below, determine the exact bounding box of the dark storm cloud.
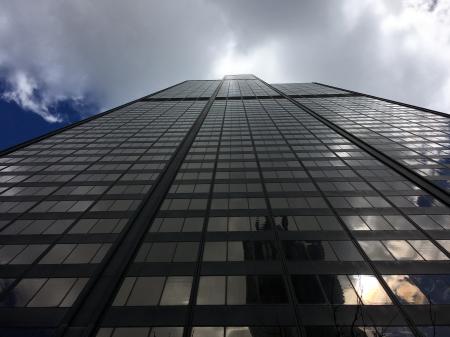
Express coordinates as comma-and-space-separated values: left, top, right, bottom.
0, 0, 449, 122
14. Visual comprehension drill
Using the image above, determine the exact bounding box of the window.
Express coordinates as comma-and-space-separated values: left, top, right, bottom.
269, 197, 328, 209
409, 214, 450, 230
329, 241, 363, 261
382, 275, 428, 304
359, 241, 394, 261
134, 242, 199, 263
207, 216, 271, 232
0, 278, 87, 307
90, 199, 141, 212
160, 198, 208, 210
96, 327, 184, 337
291, 275, 326, 303
149, 217, 204, 233
273, 216, 341, 231
347, 275, 392, 305
112, 276, 192, 306
0, 201, 36, 213
318, 275, 359, 304
39, 243, 111, 264
196, 275, 288, 305
191, 327, 298, 337
1, 219, 74, 235
341, 215, 414, 231
291, 274, 391, 305
31, 200, 93, 213
69, 218, 127, 234
383, 240, 423, 260
408, 275, 450, 304
210, 198, 266, 210
203, 241, 277, 261
0, 245, 48, 264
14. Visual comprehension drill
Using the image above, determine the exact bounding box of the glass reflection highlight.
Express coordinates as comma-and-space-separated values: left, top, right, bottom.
348, 275, 392, 305
382, 275, 429, 304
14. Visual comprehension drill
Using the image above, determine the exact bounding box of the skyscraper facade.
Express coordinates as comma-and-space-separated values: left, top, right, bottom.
0, 74, 449, 337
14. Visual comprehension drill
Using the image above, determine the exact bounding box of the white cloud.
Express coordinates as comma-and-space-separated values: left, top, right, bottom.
0, 0, 449, 122
209, 0, 450, 112
1, 72, 62, 122
210, 39, 282, 80
0, 0, 229, 122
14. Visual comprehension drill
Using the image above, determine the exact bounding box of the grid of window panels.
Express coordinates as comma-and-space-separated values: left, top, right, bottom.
149, 81, 221, 99
297, 96, 450, 192
0, 99, 206, 335
272, 83, 349, 96
217, 80, 279, 98
1, 76, 449, 337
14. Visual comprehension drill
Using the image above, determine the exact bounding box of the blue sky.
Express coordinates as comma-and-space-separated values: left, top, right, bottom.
0, 78, 98, 150
0, 79, 65, 150
0, 97, 67, 150
0, 98, 98, 151
1, 0, 449, 151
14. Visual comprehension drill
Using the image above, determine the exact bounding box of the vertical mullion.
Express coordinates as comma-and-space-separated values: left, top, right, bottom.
0, 101, 179, 303
257, 91, 424, 337
59, 82, 223, 337
183, 96, 226, 337
239, 90, 306, 337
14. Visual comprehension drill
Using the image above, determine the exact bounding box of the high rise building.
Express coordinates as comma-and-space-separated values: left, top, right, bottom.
0, 74, 449, 337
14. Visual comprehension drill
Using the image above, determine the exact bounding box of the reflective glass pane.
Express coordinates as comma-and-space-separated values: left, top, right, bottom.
111, 327, 149, 337
0, 278, 45, 306
330, 241, 363, 261
151, 327, 184, 337
383, 240, 422, 261
227, 241, 244, 261
382, 275, 428, 305
291, 275, 326, 304
409, 275, 450, 304
203, 242, 226, 261
192, 327, 224, 337
174, 242, 199, 262
160, 276, 192, 305
28, 278, 76, 307
197, 276, 225, 305
227, 276, 247, 305
127, 277, 165, 306
409, 240, 448, 261
319, 275, 359, 305
359, 241, 394, 261
348, 275, 392, 305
